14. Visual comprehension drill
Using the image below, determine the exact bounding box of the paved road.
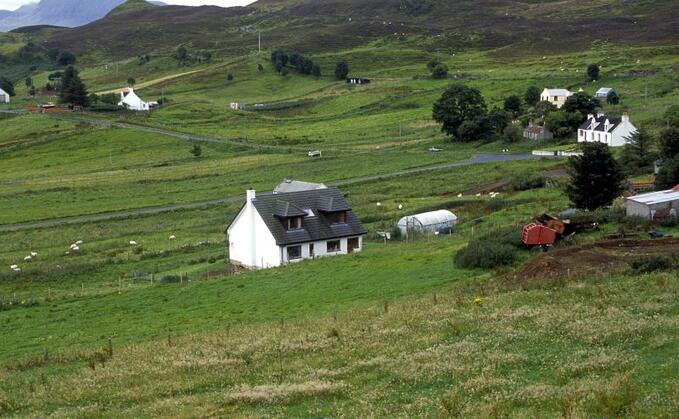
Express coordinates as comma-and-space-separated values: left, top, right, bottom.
0, 153, 540, 233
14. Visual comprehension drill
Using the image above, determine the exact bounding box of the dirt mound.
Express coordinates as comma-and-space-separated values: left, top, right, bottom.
514, 238, 679, 282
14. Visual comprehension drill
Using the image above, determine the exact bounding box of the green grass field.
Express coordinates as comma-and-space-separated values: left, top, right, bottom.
1, 23, 678, 416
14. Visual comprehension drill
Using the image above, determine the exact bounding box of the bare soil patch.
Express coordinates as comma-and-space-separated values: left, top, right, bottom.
513, 238, 679, 281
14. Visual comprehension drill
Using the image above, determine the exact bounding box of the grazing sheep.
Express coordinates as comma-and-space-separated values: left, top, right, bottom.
75, 240, 83, 245
30, 252, 37, 257
72, 246, 80, 251
475, 193, 481, 197
10, 265, 18, 270
129, 241, 138, 246
457, 193, 463, 198
24, 255, 32, 261
12, 267, 21, 273
169, 235, 176, 240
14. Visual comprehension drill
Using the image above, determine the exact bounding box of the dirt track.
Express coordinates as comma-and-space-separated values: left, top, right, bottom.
514, 238, 679, 281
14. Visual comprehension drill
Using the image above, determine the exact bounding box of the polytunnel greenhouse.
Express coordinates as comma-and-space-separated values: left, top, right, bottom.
397, 210, 458, 236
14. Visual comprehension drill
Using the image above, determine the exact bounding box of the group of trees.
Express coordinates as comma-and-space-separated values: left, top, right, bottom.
432, 84, 515, 142
58, 66, 89, 107
0, 76, 15, 97
427, 59, 448, 79
270, 50, 321, 77
655, 106, 679, 188
175, 46, 212, 64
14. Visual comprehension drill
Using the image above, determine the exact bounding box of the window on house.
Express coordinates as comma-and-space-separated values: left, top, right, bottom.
326, 211, 347, 225
327, 240, 341, 253
286, 217, 303, 230
287, 245, 302, 260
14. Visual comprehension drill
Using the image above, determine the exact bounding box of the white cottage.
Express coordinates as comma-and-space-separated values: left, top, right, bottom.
227, 187, 367, 270
577, 113, 637, 147
540, 88, 572, 108
119, 87, 150, 111
0, 87, 9, 104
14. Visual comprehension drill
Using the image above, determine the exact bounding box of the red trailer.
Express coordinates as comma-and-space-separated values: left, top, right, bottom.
522, 222, 558, 246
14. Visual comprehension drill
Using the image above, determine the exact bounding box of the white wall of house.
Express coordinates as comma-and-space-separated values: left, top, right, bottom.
119, 88, 150, 111
578, 114, 637, 147
0, 88, 9, 103
282, 236, 363, 265
228, 190, 282, 269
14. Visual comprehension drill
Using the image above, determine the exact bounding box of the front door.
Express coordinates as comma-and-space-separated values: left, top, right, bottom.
309, 243, 315, 258
348, 237, 359, 253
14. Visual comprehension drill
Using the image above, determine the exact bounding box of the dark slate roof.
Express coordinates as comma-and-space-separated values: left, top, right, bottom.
252, 188, 366, 246
273, 200, 307, 217
578, 115, 621, 132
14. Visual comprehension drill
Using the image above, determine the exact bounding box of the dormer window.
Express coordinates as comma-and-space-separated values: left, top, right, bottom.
286, 216, 303, 230
326, 211, 347, 225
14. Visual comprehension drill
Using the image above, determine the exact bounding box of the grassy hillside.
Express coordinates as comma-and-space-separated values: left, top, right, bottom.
0, 1, 678, 415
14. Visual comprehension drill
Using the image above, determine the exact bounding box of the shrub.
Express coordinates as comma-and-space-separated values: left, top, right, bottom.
161, 275, 181, 283
455, 240, 517, 269
631, 256, 673, 274
511, 173, 545, 191
620, 215, 651, 230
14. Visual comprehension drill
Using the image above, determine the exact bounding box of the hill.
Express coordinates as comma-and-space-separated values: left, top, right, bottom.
35, 0, 679, 61
0, 0, 127, 32
106, 0, 159, 17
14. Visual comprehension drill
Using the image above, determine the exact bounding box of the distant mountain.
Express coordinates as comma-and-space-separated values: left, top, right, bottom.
0, 0, 164, 32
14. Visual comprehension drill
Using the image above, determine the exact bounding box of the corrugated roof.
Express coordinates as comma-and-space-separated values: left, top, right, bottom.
627, 187, 679, 205
253, 188, 366, 246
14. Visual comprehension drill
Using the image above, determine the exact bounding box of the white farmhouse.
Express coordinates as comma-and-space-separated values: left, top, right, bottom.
540, 88, 572, 108
577, 113, 637, 147
0, 87, 9, 103
119, 87, 150, 111
227, 187, 367, 270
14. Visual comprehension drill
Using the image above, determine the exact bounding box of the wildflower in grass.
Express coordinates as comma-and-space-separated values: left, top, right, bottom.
474, 296, 483, 306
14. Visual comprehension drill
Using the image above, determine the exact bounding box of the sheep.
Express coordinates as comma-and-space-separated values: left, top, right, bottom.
475, 193, 481, 197
457, 193, 463, 198
169, 235, 176, 240
30, 252, 37, 257
129, 241, 138, 246
24, 255, 32, 261
10, 265, 18, 270
70, 243, 78, 249
12, 267, 21, 273
75, 240, 83, 245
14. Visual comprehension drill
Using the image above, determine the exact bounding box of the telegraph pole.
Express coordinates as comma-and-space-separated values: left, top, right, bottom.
258, 31, 261, 54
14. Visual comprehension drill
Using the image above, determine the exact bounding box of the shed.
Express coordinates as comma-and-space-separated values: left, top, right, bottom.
397, 210, 457, 236
626, 184, 679, 220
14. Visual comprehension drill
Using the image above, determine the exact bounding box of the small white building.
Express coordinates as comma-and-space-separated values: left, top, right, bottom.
540, 88, 572, 108
577, 113, 637, 147
397, 210, 457, 237
0, 87, 9, 103
626, 184, 679, 220
227, 187, 366, 270
595, 87, 616, 99
119, 87, 150, 111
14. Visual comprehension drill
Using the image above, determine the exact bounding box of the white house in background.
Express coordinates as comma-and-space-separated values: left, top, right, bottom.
540, 88, 572, 108
0, 87, 9, 103
227, 187, 367, 269
626, 184, 679, 220
595, 87, 616, 99
273, 179, 327, 194
577, 112, 637, 147
119, 87, 150, 111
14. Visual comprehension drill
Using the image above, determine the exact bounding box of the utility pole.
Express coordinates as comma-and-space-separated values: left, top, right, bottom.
258, 31, 261, 54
